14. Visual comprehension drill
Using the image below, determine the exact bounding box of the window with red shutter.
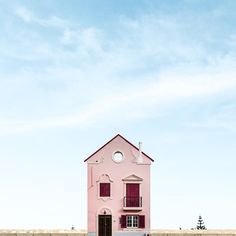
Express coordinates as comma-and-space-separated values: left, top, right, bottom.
139, 215, 145, 228
120, 215, 126, 228
120, 215, 145, 228
127, 215, 138, 228
126, 183, 140, 207
100, 183, 110, 197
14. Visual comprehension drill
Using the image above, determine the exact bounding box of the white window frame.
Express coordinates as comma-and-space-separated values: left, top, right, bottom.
112, 150, 125, 163
126, 215, 139, 228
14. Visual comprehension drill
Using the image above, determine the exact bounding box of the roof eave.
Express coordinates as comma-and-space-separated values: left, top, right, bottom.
84, 134, 155, 162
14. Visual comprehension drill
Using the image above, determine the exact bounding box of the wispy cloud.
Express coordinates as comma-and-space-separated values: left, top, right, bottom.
37, 15, 68, 29
15, 6, 67, 29
185, 102, 236, 131
15, 6, 33, 23
1, 4, 236, 134
186, 120, 236, 131
11, 5, 104, 61
1, 61, 236, 134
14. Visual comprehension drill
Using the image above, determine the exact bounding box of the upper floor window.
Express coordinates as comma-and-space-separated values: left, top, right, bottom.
125, 183, 140, 207
97, 174, 113, 201
100, 183, 110, 197
122, 175, 143, 210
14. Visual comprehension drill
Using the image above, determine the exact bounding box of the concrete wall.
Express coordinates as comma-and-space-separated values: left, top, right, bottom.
151, 230, 236, 236
0, 230, 87, 236
1, 230, 236, 236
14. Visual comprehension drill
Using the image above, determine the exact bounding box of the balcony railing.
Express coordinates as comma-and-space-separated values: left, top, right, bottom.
123, 196, 142, 208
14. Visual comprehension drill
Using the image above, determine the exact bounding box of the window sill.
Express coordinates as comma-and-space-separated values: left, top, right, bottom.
98, 196, 112, 202
123, 206, 142, 211
122, 228, 144, 231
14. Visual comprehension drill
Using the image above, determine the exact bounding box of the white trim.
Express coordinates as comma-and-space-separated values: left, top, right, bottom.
121, 215, 146, 231
87, 156, 104, 164
136, 162, 151, 165
96, 174, 113, 201
123, 179, 143, 210
122, 174, 143, 181
126, 215, 139, 228
130, 147, 152, 165
112, 150, 125, 163
97, 206, 112, 215
122, 228, 144, 232
96, 207, 113, 236
96, 174, 114, 183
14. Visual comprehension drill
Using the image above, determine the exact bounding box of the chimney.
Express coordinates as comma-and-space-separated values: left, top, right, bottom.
137, 141, 143, 163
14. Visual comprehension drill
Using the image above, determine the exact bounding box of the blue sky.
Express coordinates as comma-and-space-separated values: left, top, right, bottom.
0, 0, 236, 230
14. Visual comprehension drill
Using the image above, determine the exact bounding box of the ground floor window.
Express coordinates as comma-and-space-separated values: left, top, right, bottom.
120, 215, 145, 228
127, 215, 138, 228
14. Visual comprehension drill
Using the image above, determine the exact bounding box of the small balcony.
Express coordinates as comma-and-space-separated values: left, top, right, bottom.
123, 196, 142, 211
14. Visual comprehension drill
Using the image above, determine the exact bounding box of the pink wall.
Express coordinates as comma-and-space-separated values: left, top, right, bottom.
85, 135, 153, 235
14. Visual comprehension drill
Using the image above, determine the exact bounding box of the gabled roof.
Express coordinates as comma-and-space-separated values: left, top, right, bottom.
84, 134, 154, 162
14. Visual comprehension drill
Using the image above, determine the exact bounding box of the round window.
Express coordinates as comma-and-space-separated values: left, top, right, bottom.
113, 151, 124, 163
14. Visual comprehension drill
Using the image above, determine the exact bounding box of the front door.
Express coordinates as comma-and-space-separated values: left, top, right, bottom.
126, 183, 140, 207
98, 215, 112, 236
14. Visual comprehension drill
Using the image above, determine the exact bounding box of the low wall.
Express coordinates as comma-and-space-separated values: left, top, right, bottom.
0, 230, 236, 236
0, 230, 87, 236
151, 230, 236, 236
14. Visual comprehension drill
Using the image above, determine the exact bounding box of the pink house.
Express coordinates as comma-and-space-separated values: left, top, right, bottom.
84, 134, 154, 236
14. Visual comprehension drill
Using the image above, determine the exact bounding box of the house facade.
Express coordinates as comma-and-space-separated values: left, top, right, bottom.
84, 134, 154, 236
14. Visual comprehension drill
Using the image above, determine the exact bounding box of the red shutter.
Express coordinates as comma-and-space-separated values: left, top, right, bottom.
126, 184, 139, 197
139, 215, 145, 228
120, 215, 126, 228
126, 184, 140, 207
100, 183, 104, 196
106, 183, 110, 196
100, 183, 110, 197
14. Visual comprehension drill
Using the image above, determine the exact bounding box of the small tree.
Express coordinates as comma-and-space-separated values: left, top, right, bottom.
197, 215, 207, 230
